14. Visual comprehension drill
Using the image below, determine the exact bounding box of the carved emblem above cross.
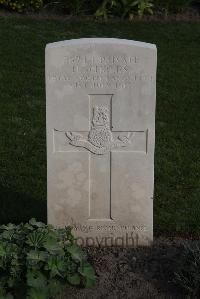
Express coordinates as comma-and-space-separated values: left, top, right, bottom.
66, 104, 133, 155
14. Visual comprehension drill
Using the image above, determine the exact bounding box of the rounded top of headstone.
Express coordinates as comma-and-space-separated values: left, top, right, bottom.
46, 38, 156, 50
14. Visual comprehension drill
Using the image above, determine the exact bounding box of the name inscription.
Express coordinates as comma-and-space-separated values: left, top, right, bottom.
47, 54, 154, 89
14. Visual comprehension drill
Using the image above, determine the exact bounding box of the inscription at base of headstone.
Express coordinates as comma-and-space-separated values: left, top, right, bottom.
46, 38, 157, 246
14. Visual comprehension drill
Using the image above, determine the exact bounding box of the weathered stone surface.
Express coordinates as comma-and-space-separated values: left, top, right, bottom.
46, 38, 157, 246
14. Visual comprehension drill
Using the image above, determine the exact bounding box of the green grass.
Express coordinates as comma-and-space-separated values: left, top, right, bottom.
0, 16, 199, 235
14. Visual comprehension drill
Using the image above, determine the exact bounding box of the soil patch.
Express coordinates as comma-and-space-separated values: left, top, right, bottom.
58, 237, 189, 299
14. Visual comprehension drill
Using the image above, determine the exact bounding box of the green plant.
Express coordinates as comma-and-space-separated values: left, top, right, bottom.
121, 0, 153, 18
0, 219, 95, 299
174, 241, 200, 296
95, 0, 154, 19
95, 0, 121, 19
154, 0, 194, 13
0, 0, 43, 12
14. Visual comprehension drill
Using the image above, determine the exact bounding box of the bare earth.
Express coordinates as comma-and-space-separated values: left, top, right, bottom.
57, 237, 189, 299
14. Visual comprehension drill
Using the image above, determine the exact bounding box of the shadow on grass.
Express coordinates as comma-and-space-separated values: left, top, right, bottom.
0, 185, 47, 224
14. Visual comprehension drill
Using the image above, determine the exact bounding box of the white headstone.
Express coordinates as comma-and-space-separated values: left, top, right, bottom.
46, 38, 157, 246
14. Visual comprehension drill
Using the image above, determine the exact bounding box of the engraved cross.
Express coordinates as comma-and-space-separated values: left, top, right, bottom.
55, 94, 146, 221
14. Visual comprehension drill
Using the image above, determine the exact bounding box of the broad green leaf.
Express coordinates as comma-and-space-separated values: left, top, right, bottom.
57, 258, 67, 273
44, 238, 64, 254
1, 230, 14, 240
27, 231, 47, 248
48, 279, 64, 297
84, 277, 95, 288
46, 224, 54, 230
66, 244, 84, 262
27, 288, 48, 299
78, 262, 95, 288
45, 229, 59, 240
0, 223, 16, 231
29, 219, 45, 228
79, 262, 95, 278
24, 223, 34, 231
27, 270, 47, 289
27, 250, 47, 262
67, 273, 81, 286
45, 256, 65, 278
0, 244, 6, 257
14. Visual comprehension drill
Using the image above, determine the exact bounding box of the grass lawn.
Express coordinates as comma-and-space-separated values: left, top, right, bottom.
0, 16, 199, 235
